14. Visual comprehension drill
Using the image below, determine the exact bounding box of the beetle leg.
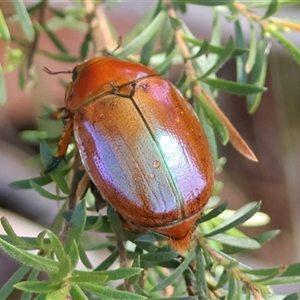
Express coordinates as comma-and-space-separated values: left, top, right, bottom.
44, 119, 73, 173
50, 107, 71, 120
90, 181, 108, 211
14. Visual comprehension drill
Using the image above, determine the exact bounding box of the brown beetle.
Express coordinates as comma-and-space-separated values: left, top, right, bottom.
46, 56, 214, 251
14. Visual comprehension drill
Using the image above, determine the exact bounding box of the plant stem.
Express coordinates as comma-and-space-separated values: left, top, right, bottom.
60, 151, 81, 245
200, 236, 266, 300
82, 0, 116, 56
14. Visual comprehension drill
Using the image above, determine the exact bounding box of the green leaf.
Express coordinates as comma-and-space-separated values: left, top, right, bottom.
10, 175, 56, 189
202, 78, 267, 95
187, 0, 234, 5
201, 245, 213, 270
107, 204, 122, 234
36, 230, 48, 252
189, 40, 209, 59
50, 201, 68, 235
151, 247, 195, 292
47, 230, 65, 262
282, 293, 300, 300
38, 49, 80, 62
64, 201, 86, 255
26, 2, 43, 14
199, 36, 235, 79
196, 94, 229, 145
209, 234, 261, 249
78, 244, 93, 269
80, 32, 91, 61
0, 64, 7, 105
195, 245, 208, 297
20, 130, 49, 144
0, 8, 10, 41
14, 281, 61, 293
74, 267, 143, 281
40, 141, 70, 195
246, 38, 268, 113
69, 241, 80, 271
242, 266, 281, 277
251, 269, 287, 284
0, 237, 59, 273
245, 21, 257, 74
200, 200, 229, 223
133, 232, 166, 244
57, 255, 72, 279
234, 19, 247, 84
46, 282, 70, 300
194, 101, 219, 166
122, 5, 156, 46
0, 234, 47, 250
215, 250, 241, 268
42, 24, 69, 54
34, 294, 47, 300
169, 16, 182, 31
70, 282, 89, 300
173, 1, 187, 12
1, 217, 26, 246
267, 26, 300, 65
209, 8, 221, 66
70, 215, 109, 232
140, 34, 157, 66
205, 202, 261, 237
116, 10, 166, 59
94, 248, 119, 271
12, 0, 35, 41
85, 215, 104, 231
215, 269, 228, 289
262, 0, 279, 19
266, 277, 300, 286
30, 180, 67, 200
0, 265, 31, 299
80, 282, 147, 300
227, 274, 238, 299
20, 268, 39, 300
242, 262, 300, 277
34, 230, 47, 249
69, 274, 108, 284
128, 251, 178, 263
18, 61, 27, 90
160, 14, 174, 50
253, 230, 280, 245
155, 47, 179, 74
183, 36, 248, 57
105, 0, 124, 9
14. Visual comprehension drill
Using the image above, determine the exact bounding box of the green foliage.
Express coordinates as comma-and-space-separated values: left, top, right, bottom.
1, 0, 300, 299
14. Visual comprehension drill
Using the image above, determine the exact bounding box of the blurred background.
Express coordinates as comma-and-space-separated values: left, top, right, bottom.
0, 1, 300, 295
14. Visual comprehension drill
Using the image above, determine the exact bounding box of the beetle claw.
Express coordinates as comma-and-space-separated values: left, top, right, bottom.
44, 156, 65, 174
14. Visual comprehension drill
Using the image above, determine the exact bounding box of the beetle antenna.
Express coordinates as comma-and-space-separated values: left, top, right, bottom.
43, 66, 73, 75
115, 36, 122, 51
108, 37, 122, 56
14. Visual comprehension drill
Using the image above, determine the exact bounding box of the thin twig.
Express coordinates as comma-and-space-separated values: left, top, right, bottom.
82, 0, 116, 56
59, 151, 81, 245
26, 0, 47, 85
234, 2, 263, 23
199, 236, 265, 300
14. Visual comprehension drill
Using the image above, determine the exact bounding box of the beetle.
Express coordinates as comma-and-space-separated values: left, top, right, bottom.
45, 56, 214, 251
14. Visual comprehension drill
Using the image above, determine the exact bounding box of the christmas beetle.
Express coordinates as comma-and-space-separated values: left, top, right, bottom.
45, 56, 214, 251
